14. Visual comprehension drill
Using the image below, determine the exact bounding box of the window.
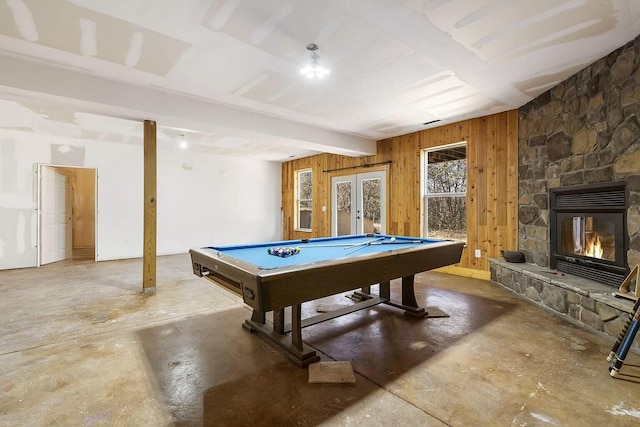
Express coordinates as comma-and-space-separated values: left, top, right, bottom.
295, 169, 312, 231
423, 143, 467, 243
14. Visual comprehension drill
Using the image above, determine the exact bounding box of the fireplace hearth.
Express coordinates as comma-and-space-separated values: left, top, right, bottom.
550, 182, 629, 287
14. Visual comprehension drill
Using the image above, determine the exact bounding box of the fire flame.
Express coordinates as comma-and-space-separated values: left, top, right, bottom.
584, 234, 603, 258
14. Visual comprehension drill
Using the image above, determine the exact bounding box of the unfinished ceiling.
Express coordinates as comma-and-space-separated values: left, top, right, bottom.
0, 0, 639, 161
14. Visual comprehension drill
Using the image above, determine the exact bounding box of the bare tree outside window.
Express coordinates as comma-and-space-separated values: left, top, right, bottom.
336, 181, 351, 235
424, 144, 467, 242
361, 178, 381, 233
296, 169, 312, 230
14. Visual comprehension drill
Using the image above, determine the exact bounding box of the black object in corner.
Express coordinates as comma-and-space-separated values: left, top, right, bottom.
501, 250, 525, 263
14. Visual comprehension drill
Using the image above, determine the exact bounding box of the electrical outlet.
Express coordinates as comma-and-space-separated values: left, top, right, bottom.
475, 249, 482, 258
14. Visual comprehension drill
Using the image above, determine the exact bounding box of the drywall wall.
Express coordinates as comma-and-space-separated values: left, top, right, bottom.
154, 148, 282, 256
0, 135, 43, 269
0, 130, 282, 269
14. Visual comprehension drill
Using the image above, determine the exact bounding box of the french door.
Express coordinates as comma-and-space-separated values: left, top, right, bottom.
331, 171, 386, 236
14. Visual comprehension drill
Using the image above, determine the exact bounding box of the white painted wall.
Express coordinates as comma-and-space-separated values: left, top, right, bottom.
0, 130, 282, 269
156, 150, 282, 255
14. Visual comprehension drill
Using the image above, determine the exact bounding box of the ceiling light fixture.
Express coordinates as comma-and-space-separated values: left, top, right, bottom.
300, 43, 329, 79
179, 134, 188, 150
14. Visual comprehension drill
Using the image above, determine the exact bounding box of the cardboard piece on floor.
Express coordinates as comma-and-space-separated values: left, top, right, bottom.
424, 307, 449, 318
615, 265, 639, 302
316, 303, 349, 313
308, 361, 356, 384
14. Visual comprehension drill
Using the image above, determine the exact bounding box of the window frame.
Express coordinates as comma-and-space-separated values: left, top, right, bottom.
294, 168, 313, 232
421, 141, 468, 243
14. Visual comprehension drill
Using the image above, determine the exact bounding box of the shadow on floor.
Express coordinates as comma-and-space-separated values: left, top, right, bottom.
137, 278, 516, 425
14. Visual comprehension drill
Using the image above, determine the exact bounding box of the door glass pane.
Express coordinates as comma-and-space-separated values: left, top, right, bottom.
426, 196, 466, 242
560, 216, 615, 261
336, 181, 352, 236
361, 178, 381, 234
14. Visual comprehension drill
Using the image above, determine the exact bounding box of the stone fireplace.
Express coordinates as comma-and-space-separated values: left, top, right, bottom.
490, 35, 640, 347
549, 182, 629, 287
516, 35, 640, 279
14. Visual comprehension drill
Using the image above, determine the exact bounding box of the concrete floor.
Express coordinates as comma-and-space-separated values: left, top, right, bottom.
1, 255, 639, 426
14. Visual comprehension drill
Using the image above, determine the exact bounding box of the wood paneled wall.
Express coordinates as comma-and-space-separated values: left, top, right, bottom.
57, 167, 96, 258
282, 110, 519, 273
71, 168, 96, 250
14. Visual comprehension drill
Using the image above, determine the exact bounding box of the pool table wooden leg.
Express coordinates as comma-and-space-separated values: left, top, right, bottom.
273, 308, 285, 334
250, 310, 265, 324
401, 275, 419, 308
400, 275, 428, 317
243, 305, 320, 368
291, 304, 303, 352
379, 280, 391, 299
379, 275, 429, 318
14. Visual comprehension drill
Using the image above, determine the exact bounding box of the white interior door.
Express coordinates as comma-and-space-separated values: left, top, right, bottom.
40, 166, 71, 265
331, 171, 386, 236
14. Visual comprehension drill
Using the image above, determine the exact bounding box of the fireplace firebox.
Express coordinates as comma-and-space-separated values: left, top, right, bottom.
550, 182, 629, 287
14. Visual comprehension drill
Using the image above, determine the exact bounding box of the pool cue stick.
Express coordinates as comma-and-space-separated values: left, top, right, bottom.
610, 308, 640, 376
299, 242, 367, 248
344, 237, 387, 255
344, 236, 386, 249
607, 296, 640, 362
369, 240, 424, 245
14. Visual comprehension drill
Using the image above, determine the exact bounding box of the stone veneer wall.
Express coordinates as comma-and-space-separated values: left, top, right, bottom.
518, 35, 640, 269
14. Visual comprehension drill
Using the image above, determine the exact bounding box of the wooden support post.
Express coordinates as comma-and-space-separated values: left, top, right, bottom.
143, 120, 157, 294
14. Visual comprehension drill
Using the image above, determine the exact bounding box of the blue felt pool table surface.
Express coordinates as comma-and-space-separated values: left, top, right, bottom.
206, 234, 443, 270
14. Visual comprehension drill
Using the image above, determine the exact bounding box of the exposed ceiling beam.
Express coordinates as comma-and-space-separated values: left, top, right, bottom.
0, 54, 377, 157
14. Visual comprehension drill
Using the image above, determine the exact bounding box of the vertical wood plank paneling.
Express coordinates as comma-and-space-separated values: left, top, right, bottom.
281, 111, 519, 273
466, 119, 480, 269
390, 137, 402, 234
412, 133, 422, 236
495, 112, 509, 259
476, 117, 488, 270
507, 110, 520, 250
496, 113, 508, 227
485, 115, 497, 271
398, 133, 419, 236
70, 168, 95, 251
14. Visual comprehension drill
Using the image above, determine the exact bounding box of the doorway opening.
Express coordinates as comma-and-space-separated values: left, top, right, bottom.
38, 165, 97, 266
331, 170, 387, 236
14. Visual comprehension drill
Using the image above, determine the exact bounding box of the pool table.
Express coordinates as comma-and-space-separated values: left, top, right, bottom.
190, 234, 464, 367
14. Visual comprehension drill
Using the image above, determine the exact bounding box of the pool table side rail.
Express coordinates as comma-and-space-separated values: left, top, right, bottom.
256, 239, 459, 279
261, 240, 464, 311
190, 240, 464, 313
203, 234, 440, 252
190, 248, 259, 299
